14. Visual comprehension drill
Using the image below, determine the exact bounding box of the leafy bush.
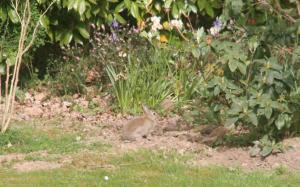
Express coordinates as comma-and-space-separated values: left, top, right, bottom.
178, 3, 300, 142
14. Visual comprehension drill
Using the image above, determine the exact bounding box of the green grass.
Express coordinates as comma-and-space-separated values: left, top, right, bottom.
0, 121, 109, 155
0, 127, 80, 154
0, 150, 299, 187
0, 122, 300, 187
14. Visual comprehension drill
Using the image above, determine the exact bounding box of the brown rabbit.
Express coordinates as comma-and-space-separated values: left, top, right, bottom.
121, 104, 157, 141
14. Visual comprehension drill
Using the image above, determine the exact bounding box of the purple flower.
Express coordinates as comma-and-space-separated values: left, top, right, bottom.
213, 19, 222, 29
111, 20, 119, 30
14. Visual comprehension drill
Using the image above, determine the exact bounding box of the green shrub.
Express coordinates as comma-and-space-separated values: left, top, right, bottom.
179, 8, 300, 144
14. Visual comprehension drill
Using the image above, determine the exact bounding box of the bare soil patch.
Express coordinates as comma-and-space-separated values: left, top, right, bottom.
193, 138, 300, 171
0, 151, 73, 172
0, 153, 25, 164
12, 161, 62, 172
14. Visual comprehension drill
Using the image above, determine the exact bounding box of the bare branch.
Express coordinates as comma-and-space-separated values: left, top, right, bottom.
23, 0, 56, 55
296, 0, 300, 17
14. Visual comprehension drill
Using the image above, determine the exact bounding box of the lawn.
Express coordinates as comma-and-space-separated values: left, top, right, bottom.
0, 120, 299, 187
0, 152, 300, 187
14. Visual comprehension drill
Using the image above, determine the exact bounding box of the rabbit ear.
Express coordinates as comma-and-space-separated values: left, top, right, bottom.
142, 104, 150, 114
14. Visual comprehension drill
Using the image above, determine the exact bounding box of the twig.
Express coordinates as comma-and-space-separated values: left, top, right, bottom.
296, 0, 300, 17
23, 0, 56, 54
183, 13, 194, 32
175, 27, 189, 41
256, 0, 296, 23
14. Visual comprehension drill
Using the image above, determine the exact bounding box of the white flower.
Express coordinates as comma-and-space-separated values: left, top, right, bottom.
170, 19, 183, 30
7, 142, 12, 148
150, 16, 162, 32
209, 27, 221, 36
104, 176, 109, 181
76, 136, 81, 141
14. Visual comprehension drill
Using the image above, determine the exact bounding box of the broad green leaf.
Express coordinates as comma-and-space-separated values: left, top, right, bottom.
124, 0, 131, 9
88, 0, 97, 4
197, 0, 206, 10
266, 73, 274, 84
107, 14, 113, 22
191, 49, 200, 58
248, 112, 258, 126
77, 24, 90, 39
171, 4, 179, 18
205, 5, 214, 17
8, 9, 19, 23
188, 4, 198, 13
260, 146, 272, 157
0, 6, 7, 21
225, 117, 238, 128
264, 107, 272, 119
275, 117, 285, 130
130, 2, 140, 19
40, 15, 50, 29
114, 2, 125, 13
228, 103, 242, 115
228, 61, 238, 72
114, 13, 126, 24
67, 0, 76, 10
37, 0, 46, 4
213, 86, 220, 96
92, 7, 101, 15
78, 0, 86, 15
47, 29, 54, 41
237, 62, 247, 75
61, 31, 73, 45
164, 0, 173, 9
74, 33, 84, 45
231, 0, 244, 14
213, 104, 221, 112
275, 114, 290, 130
86, 9, 92, 19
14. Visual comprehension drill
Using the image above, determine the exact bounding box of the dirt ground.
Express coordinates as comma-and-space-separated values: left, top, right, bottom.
1, 91, 300, 172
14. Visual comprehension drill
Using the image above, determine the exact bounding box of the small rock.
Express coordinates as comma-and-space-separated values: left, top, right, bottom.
73, 93, 80, 99
63, 101, 72, 108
